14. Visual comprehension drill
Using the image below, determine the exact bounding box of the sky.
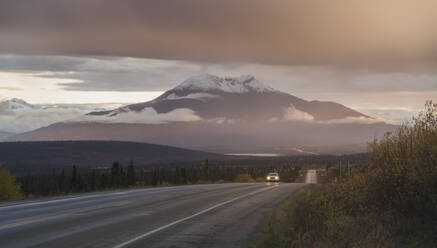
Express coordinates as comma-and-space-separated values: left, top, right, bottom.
0, 0, 436, 124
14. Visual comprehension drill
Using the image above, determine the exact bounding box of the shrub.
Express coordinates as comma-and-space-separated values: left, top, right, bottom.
255, 177, 266, 182
253, 101, 437, 247
0, 165, 22, 201
234, 173, 255, 183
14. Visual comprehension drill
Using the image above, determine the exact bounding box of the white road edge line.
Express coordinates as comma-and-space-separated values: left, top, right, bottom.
0, 183, 246, 210
0, 187, 181, 210
112, 185, 277, 248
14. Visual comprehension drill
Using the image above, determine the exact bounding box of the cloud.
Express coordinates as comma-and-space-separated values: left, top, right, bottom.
316, 116, 394, 125
204, 117, 236, 125
0, 86, 22, 91
0, 99, 110, 133
1, 0, 437, 68
79, 107, 202, 124
283, 106, 314, 122
0, 97, 201, 133
1, 55, 436, 94
266, 105, 393, 124
0, 55, 200, 92
357, 108, 418, 124
0, 55, 434, 123
267, 105, 314, 123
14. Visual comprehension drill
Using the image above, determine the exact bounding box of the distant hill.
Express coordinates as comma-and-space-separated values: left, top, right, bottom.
0, 141, 227, 172
0, 131, 14, 139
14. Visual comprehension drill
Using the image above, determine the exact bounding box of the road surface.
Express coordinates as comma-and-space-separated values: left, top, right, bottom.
0, 183, 304, 248
305, 170, 317, 184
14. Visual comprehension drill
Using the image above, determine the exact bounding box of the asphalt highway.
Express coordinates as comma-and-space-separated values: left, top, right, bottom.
305, 169, 318, 184
0, 183, 305, 248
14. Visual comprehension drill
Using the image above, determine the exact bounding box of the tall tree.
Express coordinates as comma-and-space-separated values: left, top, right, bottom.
90, 169, 96, 191
58, 169, 66, 193
127, 160, 135, 186
71, 165, 77, 192
111, 162, 121, 187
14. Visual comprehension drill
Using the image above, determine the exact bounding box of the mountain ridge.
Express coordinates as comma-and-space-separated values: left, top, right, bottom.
0, 140, 229, 173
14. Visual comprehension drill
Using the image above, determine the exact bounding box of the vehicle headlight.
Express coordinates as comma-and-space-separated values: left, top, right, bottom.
275, 176, 279, 179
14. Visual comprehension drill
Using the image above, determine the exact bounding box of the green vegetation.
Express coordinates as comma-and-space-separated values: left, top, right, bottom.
234, 173, 256, 182
0, 165, 22, 201
16, 160, 301, 197
2, 139, 365, 200
253, 101, 437, 247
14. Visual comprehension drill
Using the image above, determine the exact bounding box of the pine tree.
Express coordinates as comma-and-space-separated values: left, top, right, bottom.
71, 165, 77, 192
90, 169, 96, 191
58, 169, 66, 193
174, 167, 181, 185
127, 160, 135, 186
111, 162, 121, 187
151, 169, 158, 186
181, 167, 187, 184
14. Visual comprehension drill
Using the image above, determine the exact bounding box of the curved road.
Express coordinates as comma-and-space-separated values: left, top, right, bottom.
0, 183, 304, 248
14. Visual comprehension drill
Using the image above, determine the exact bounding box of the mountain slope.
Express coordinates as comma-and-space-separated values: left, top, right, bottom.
88, 74, 368, 122
0, 141, 227, 172
8, 120, 395, 155
0, 131, 14, 139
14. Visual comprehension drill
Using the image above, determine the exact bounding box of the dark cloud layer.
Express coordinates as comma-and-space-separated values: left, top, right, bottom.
1, 0, 437, 68
1, 55, 436, 96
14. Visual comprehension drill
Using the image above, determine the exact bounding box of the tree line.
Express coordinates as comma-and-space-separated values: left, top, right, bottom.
1, 151, 369, 200
1, 146, 369, 201
15, 160, 301, 197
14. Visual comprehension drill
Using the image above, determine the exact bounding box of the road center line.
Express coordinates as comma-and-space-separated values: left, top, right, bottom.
112, 185, 277, 248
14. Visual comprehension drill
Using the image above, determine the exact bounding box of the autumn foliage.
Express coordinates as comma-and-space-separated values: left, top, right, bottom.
253, 101, 437, 247
0, 165, 22, 202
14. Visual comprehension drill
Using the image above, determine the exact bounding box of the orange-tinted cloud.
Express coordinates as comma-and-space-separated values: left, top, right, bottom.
1, 0, 436, 68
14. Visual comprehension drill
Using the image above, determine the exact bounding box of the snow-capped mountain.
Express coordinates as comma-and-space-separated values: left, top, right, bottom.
7, 74, 395, 154
173, 74, 275, 93
6, 98, 34, 110
88, 74, 369, 123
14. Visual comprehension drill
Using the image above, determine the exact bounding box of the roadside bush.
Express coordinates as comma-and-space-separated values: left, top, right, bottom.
0, 165, 22, 201
196, 180, 214, 184
253, 101, 437, 247
255, 177, 266, 182
234, 173, 255, 183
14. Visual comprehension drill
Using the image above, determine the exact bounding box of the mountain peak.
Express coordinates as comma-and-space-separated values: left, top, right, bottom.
173, 74, 275, 93
1, 98, 33, 109
4, 98, 28, 104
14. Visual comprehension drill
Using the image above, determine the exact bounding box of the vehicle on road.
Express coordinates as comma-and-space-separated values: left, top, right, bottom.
266, 172, 279, 183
